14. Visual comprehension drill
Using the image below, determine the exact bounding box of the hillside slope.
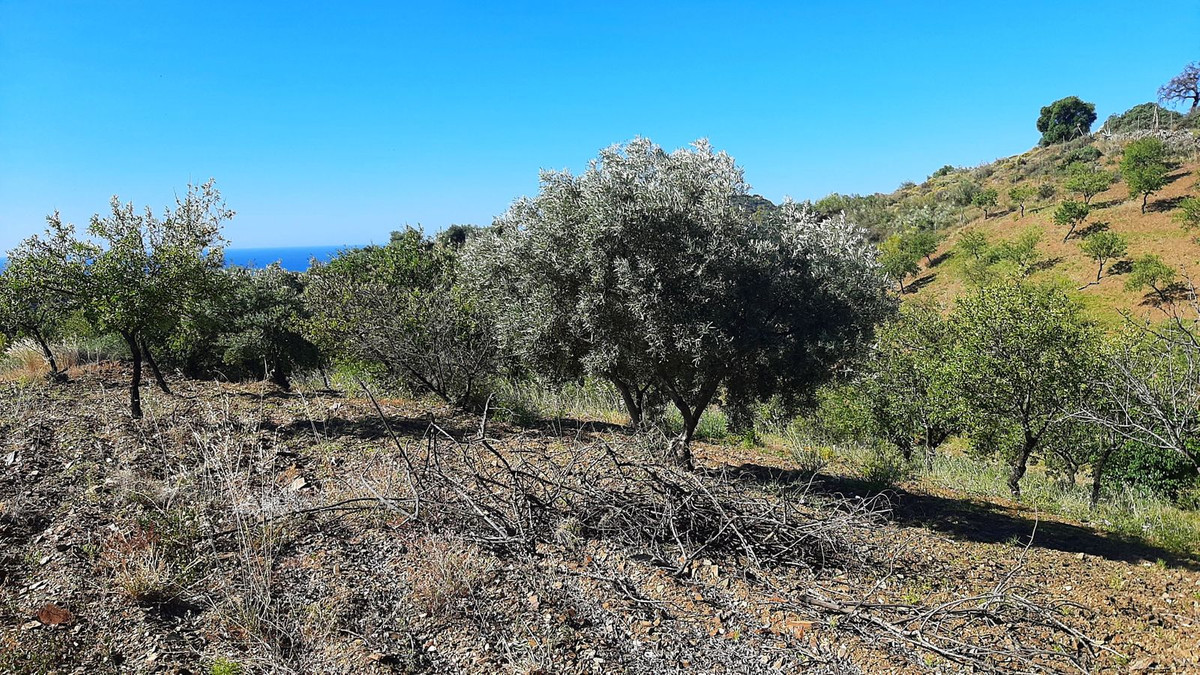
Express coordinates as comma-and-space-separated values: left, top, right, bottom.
876, 132, 1200, 322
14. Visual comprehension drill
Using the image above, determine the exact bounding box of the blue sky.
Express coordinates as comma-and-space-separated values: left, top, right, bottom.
2, 1, 1198, 250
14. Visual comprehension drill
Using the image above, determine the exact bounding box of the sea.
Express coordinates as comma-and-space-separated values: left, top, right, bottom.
223, 245, 355, 271
0, 244, 358, 273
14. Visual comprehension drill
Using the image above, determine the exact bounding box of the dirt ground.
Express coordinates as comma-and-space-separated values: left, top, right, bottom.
2, 370, 1197, 673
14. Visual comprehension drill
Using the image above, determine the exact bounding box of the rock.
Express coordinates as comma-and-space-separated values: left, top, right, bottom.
36, 603, 74, 625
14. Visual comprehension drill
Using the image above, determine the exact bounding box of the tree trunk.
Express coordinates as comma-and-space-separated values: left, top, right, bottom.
1142, 192, 1149, 213
612, 379, 644, 430
1019, 204, 1025, 218
32, 328, 66, 382
123, 333, 143, 419
664, 381, 721, 471
1096, 262, 1104, 282
269, 365, 291, 391
1007, 441, 1035, 499
140, 340, 171, 394
1090, 444, 1116, 509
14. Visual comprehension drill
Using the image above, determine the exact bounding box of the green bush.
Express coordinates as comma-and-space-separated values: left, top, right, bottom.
1104, 440, 1200, 501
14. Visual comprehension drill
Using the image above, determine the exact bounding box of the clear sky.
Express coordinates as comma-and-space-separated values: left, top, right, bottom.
2, 1, 1198, 251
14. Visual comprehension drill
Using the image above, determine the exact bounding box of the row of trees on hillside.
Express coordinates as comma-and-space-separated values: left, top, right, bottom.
834, 281, 1200, 499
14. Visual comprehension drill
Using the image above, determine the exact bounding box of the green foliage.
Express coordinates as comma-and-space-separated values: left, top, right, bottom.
1078, 231, 1128, 282
1120, 137, 1170, 213
929, 164, 958, 180
902, 229, 941, 264
948, 283, 1097, 496
945, 178, 980, 208
463, 139, 894, 459
859, 303, 962, 460
811, 193, 893, 239
1173, 195, 1200, 229
955, 230, 989, 261
435, 224, 487, 248
1037, 96, 1097, 145
8, 181, 230, 416
1063, 162, 1114, 205
1104, 440, 1200, 501
1007, 185, 1035, 217
1037, 183, 1057, 201
1124, 254, 1177, 295
1052, 200, 1091, 242
1059, 144, 1102, 167
988, 227, 1043, 277
971, 188, 999, 218
1103, 103, 1183, 134
878, 235, 920, 291
0, 235, 77, 380
214, 265, 321, 389
303, 229, 497, 408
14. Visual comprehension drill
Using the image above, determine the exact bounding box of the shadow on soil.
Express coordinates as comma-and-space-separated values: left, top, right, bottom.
718, 462, 1199, 571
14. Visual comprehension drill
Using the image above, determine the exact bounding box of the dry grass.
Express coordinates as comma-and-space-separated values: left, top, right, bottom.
907, 149, 1200, 325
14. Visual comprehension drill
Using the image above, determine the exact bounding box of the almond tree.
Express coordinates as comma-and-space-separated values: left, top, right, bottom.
1053, 199, 1090, 242
1121, 138, 1170, 214
0, 223, 82, 381
949, 283, 1097, 497
464, 139, 893, 467
1158, 62, 1200, 111
16, 181, 231, 418
1063, 162, 1114, 205
1078, 231, 1127, 284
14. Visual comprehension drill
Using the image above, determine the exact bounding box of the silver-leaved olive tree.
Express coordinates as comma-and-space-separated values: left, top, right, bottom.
463, 138, 894, 466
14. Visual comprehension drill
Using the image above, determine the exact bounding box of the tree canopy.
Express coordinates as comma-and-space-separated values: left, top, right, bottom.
463, 138, 894, 465
1037, 96, 1097, 145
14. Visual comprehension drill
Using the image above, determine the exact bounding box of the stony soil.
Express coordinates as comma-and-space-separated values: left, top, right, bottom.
2, 370, 1198, 673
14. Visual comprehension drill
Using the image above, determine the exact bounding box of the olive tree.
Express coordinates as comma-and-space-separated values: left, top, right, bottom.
302, 230, 497, 408
464, 139, 893, 466
949, 283, 1096, 497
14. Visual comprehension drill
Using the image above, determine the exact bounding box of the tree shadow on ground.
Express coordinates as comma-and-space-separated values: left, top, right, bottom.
1076, 221, 1110, 238
926, 251, 952, 268
1091, 197, 1125, 210
1150, 195, 1186, 212
903, 274, 936, 294
1137, 281, 1194, 308
263, 414, 445, 442
715, 462, 1199, 571
1029, 256, 1063, 274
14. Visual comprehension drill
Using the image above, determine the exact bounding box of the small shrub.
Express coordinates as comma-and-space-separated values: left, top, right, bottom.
209, 658, 244, 675
408, 536, 496, 617
858, 443, 913, 491
99, 527, 177, 604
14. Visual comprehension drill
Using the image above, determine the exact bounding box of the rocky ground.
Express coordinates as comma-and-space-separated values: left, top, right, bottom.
2, 369, 1198, 673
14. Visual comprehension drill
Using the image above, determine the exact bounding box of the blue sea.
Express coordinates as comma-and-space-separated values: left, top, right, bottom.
224, 245, 355, 271
1, 244, 357, 272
